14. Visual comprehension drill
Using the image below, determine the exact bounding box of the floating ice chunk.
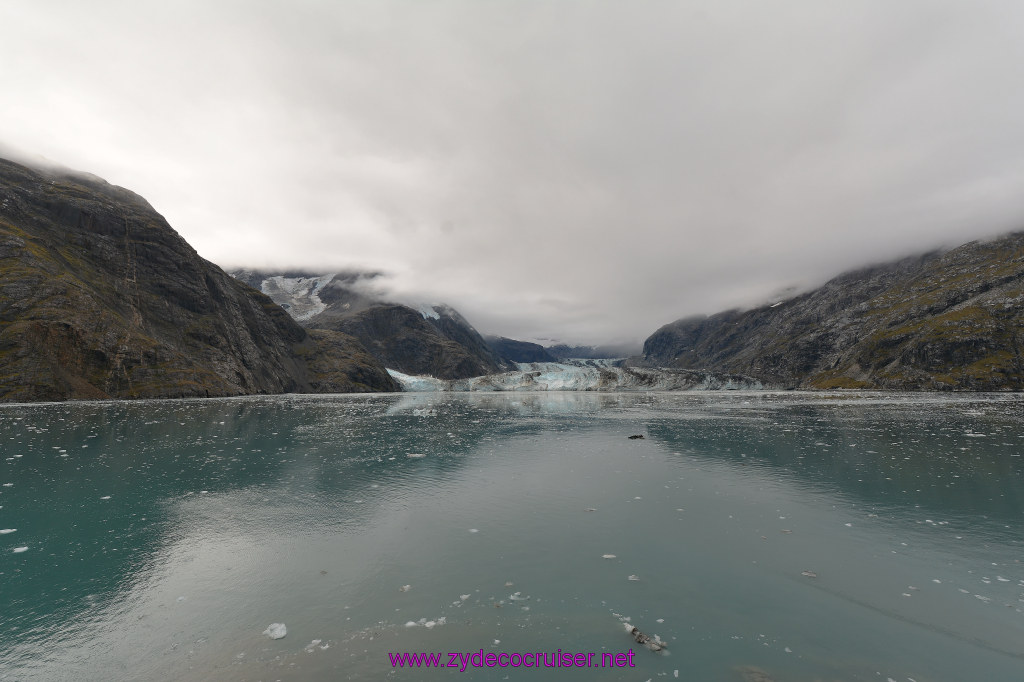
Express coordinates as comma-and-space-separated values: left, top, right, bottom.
100, 496, 111, 500
801, 570, 817, 578
656, 618, 664, 623
399, 585, 411, 592
460, 594, 471, 601
784, 647, 792, 653
674, 670, 679, 678
305, 639, 322, 652
2, 483, 12, 487
263, 623, 287, 639
424, 621, 436, 629
0, 529, 15, 534
468, 528, 479, 533
405, 621, 418, 627
176, 596, 186, 602
602, 554, 617, 559
627, 575, 639, 581
494, 639, 500, 645
12, 546, 28, 553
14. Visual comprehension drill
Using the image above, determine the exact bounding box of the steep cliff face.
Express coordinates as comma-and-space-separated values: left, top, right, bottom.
234, 270, 512, 380
643, 233, 1024, 390
0, 157, 397, 401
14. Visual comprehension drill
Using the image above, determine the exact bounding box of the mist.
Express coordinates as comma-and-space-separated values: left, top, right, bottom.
4, 0, 1024, 344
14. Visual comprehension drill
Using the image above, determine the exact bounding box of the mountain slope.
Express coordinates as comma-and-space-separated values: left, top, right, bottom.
0, 157, 397, 400
485, 336, 557, 363
642, 233, 1024, 390
234, 271, 512, 379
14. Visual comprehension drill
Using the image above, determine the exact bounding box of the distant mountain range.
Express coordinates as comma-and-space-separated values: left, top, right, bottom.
641, 232, 1024, 390
3, 152, 1023, 400
230, 270, 513, 379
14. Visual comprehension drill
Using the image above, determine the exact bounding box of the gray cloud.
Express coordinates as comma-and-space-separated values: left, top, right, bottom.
4, 0, 1024, 344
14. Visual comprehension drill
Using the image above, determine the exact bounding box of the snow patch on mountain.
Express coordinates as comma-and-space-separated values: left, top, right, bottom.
415, 303, 441, 320
260, 274, 335, 321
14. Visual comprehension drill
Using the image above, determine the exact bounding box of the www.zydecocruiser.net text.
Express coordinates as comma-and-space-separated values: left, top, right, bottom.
389, 649, 637, 671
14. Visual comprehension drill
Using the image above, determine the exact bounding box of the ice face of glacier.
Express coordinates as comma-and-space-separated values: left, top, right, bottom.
386, 360, 766, 392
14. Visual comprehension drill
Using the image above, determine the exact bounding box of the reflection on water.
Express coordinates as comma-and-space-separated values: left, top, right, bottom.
1, 392, 1023, 681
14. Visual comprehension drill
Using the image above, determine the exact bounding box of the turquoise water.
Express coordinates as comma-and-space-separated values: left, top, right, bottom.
1, 392, 1023, 681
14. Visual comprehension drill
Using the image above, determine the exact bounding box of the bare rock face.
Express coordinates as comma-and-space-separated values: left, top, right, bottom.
642, 234, 1024, 390
0, 157, 397, 401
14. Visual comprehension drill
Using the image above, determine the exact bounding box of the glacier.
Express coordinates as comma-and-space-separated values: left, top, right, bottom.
386, 360, 766, 392
259, 274, 335, 321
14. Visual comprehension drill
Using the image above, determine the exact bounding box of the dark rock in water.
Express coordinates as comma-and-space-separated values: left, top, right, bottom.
485, 335, 556, 363
736, 666, 775, 682
642, 232, 1024, 390
628, 434, 645, 440
623, 624, 667, 652
0, 156, 397, 401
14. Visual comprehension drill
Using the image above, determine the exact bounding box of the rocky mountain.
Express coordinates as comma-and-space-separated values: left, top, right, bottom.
545, 342, 642, 360
642, 232, 1024, 390
231, 271, 512, 379
0, 157, 397, 401
484, 336, 556, 363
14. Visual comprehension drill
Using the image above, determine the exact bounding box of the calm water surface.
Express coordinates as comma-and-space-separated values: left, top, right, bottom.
1, 392, 1023, 681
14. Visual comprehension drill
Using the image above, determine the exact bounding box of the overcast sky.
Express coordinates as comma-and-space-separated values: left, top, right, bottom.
4, 0, 1024, 345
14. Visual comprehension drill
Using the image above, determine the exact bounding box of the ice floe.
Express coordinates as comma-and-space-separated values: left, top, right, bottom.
263, 623, 287, 639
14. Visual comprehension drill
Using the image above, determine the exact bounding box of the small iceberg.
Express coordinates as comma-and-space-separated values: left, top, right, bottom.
407, 453, 426, 458
12, 546, 28, 553
263, 623, 287, 640
0, 529, 15, 534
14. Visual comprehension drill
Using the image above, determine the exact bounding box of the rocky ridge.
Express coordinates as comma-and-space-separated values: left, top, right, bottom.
642, 232, 1024, 390
0, 157, 397, 401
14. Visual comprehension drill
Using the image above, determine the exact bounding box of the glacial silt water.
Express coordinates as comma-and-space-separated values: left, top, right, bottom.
1, 392, 1022, 681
